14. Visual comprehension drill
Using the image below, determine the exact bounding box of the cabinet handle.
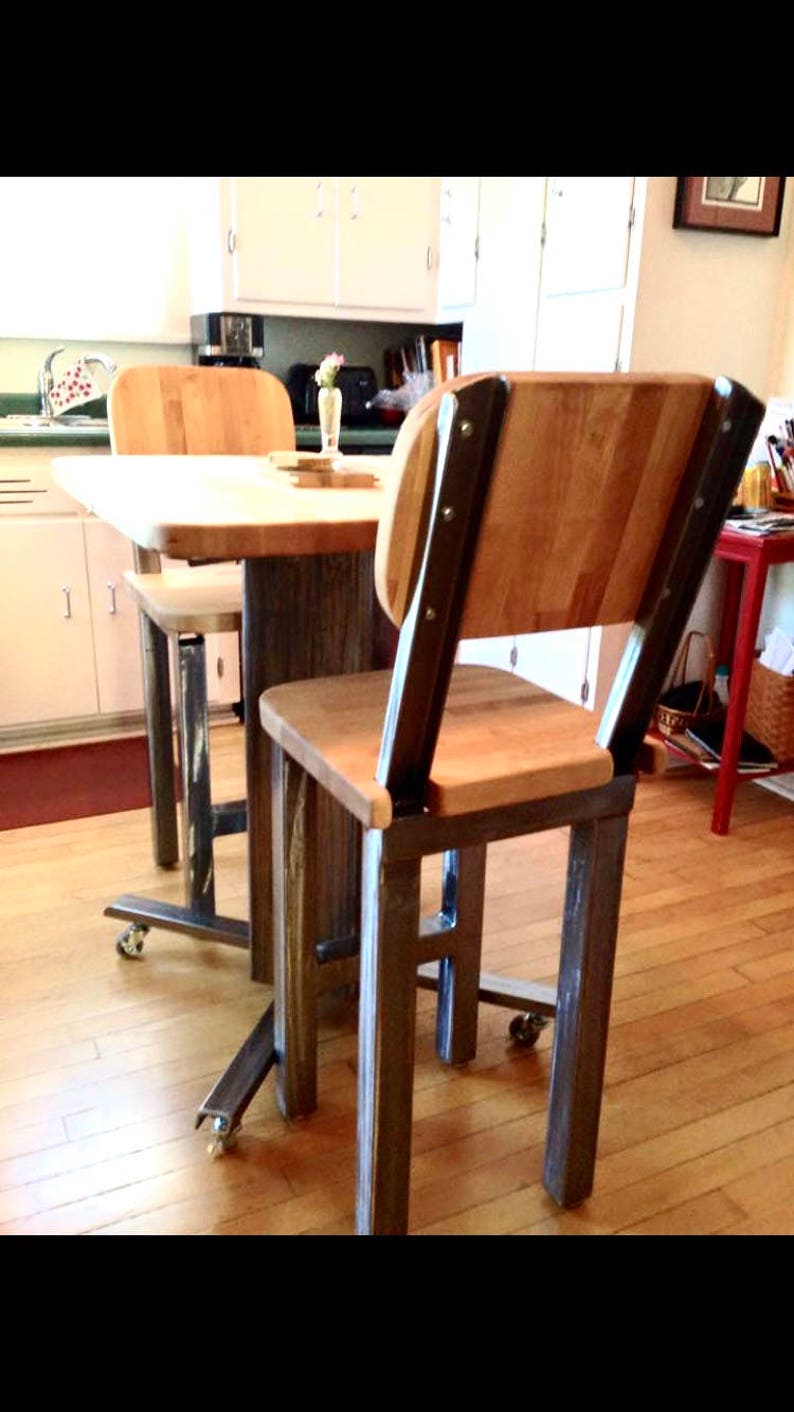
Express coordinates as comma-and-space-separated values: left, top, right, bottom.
350, 183, 360, 220
62, 586, 72, 619
227, 228, 236, 254
107, 580, 117, 615
315, 182, 325, 218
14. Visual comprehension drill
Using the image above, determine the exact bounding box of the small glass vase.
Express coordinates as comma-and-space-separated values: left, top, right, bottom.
318, 385, 342, 456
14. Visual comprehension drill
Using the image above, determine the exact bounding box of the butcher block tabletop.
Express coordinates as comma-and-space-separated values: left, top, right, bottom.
52, 454, 393, 560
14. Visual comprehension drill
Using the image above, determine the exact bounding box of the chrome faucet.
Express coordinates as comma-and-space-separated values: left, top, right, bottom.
38, 348, 117, 417
83, 352, 117, 377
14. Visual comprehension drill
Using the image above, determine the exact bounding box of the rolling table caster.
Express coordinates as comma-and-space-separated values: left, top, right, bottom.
115, 922, 149, 958
194, 1006, 277, 1154
508, 1011, 551, 1048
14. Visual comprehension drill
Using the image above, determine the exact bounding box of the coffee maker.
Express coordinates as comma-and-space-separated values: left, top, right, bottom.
190, 312, 265, 368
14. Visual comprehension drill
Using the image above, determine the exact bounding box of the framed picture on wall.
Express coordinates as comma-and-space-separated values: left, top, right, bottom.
673, 178, 786, 236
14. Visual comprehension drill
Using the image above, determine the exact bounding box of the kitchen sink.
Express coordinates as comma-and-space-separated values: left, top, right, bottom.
0, 414, 108, 430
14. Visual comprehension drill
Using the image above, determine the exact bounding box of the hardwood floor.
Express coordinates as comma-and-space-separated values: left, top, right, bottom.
2, 724, 794, 1236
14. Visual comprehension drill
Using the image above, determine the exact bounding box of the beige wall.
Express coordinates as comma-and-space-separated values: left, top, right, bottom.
0, 339, 191, 394
628, 177, 794, 660
630, 177, 794, 401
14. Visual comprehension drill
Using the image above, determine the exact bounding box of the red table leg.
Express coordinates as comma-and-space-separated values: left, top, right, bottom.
711, 550, 769, 834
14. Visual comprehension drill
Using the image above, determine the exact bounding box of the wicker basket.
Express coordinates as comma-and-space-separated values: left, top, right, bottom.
745, 659, 794, 761
655, 630, 721, 739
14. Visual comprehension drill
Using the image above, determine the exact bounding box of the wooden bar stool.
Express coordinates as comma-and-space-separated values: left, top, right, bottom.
107, 364, 295, 954
258, 370, 763, 1234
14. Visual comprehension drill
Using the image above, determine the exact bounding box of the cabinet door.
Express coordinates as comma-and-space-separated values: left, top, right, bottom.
0, 519, 97, 727
514, 628, 596, 710
534, 176, 638, 373
438, 177, 480, 311
83, 519, 144, 716
456, 630, 597, 711
205, 629, 241, 708
0, 177, 193, 342
231, 177, 336, 308
337, 177, 437, 313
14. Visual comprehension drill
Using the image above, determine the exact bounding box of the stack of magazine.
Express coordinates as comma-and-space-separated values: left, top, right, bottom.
724, 509, 794, 536
670, 719, 777, 773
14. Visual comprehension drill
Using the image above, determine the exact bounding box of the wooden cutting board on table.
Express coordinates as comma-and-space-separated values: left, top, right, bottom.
265, 451, 382, 488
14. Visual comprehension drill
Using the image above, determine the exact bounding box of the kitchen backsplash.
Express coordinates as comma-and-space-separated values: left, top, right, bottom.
0, 316, 462, 400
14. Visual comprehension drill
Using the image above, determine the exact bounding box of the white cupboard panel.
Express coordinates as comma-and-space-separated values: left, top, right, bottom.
534, 291, 626, 372
83, 519, 143, 715
540, 177, 634, 296
0, 177, 193, 342
337, 177, 435, 313
514, 628, 595, 710
231, 177, 337, 308
0, 519, 97, 726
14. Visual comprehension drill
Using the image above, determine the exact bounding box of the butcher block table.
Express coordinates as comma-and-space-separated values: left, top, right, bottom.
52, 454, 392, 989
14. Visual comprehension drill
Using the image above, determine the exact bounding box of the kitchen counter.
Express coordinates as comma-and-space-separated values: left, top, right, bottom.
294, 423, 399, 453
0, 396, 399, 452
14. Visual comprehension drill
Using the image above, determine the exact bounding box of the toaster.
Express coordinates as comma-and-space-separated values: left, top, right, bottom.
285, 363, 379, 427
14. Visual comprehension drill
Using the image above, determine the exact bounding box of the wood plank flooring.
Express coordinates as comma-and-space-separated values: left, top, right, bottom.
2, 725, 794, 1236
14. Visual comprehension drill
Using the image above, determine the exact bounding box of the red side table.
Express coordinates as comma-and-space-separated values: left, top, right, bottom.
711, 524, 794, 834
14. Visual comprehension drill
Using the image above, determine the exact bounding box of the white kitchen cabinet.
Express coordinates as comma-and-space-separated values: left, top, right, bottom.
0, 449, 145, 737
0, 518, 98, 727
0, 177, 193, 343
82, 519, 145, 716
456, 630, 595, 711
190, 177, 479, 324
438, 177, 481, 312
459, 176, 646, 707
204, 630, 241, 708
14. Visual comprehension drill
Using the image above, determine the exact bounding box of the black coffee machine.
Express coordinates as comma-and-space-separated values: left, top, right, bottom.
190, 312, 265, 368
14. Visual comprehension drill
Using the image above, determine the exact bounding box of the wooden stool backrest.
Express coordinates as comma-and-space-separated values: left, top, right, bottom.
376, 371, 716, 637
108, 364, 295, 455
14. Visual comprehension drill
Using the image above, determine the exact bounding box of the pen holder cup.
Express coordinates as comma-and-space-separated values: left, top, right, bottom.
737, 462, 772, 510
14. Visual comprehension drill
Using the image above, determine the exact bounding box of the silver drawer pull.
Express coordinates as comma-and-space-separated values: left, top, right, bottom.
62, 586, 72, 619
107, 580, 117, 615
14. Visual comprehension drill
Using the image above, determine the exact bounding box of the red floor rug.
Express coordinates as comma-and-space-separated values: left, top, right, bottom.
0, 735, 155, 830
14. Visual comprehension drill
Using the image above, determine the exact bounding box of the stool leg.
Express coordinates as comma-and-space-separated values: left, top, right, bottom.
174, 634, 215, 917
543, 811, 629, 1208
272, 748, 319, 1119
435, 845, 487, 1066
356, 831, 421, 1236
139, 611, 179, 868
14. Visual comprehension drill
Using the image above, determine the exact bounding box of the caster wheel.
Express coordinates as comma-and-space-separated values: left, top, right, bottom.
207, 1115, 241, 1157
508, 1011, 550, 1048
115, 923, 149, 958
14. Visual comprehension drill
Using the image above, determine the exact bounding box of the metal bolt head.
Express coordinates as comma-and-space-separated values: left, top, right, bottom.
441, 505, 455, 521
424, 607, 437, 621
459, 420, 474, 439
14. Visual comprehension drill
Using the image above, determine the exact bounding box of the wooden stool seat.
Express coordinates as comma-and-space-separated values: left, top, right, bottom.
123, 565, 242, 635
260, 664, 614, 829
